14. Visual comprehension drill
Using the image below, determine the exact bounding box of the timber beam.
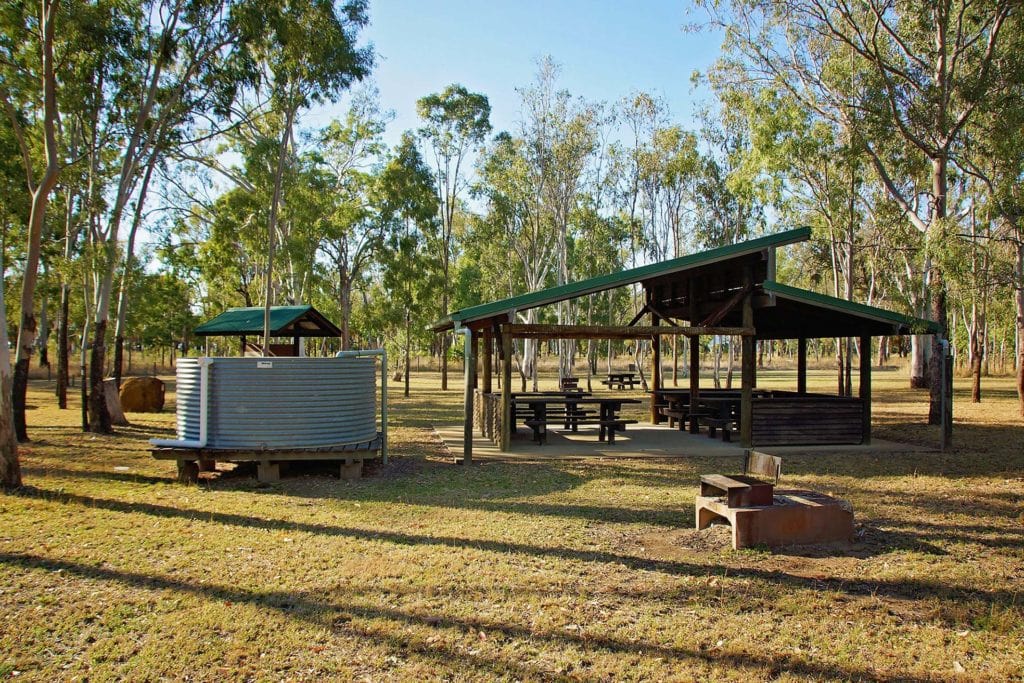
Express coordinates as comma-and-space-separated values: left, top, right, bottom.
700, 284, 753, 327
646, 301, 683, 327
505, 324, 754, 340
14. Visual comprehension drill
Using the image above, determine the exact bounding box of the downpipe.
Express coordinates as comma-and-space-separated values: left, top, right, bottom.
150, 357, 212, 448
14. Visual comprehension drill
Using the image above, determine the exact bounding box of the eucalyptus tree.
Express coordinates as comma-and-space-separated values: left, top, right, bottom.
703, 0, 1015, 423
232, 0, 372, 355
416, 84, 491, 390
0, 241, 16, 488
954, 20, 1024, 416
0, 61, 31, 484
612, 91, 662, 384
718, 83, 870, 391
517, 58, 600, 379
650, 126, 700, 259
316, 90, 391, 349
475, 131, 555, 390
378, 132, 440, 396
616, 92, 667, 263
570, 201, 629, 388
0, 0, 61, 447
84, 0, 271, 432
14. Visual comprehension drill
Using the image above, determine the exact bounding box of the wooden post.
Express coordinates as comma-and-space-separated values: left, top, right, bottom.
501, 326, 512, 452
740, 272, 755, 448
859, 334, 871, 444
240, 335, 247, 356
797, 337, 807, 394
292, 336, 300, 356
463, 329, 476, 464
688, 279, 701, 434
688, 335, 700, 433
651, 302, 661, 424
482, 328, 493, 394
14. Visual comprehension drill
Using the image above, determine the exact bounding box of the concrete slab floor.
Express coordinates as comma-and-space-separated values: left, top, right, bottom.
433, 423, 935, 462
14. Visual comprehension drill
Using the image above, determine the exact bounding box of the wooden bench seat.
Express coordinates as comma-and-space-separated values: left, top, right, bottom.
701, 416, 736, 441
600, 379, 640, 389
659, 406, 711, 431
698, 451, 782, 508
661, 407, 687, 429
699, 473, 774, 507
523, 417, 638, 444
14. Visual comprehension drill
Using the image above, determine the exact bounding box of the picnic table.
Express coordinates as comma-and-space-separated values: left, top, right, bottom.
694, 395, 741, 441
601, 372, 639, 390
654, 388, 772, 440
514, 395, 641, 445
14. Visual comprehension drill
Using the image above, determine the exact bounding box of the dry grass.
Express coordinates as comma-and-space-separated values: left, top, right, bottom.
1, 365, 1022, 682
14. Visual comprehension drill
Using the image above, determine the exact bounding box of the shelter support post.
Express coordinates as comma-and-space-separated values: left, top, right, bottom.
462, 329, 476, 464
859, 334, 871, 444
689, 281, 701, 434
797, 337, 807, 394
501, 327, 512, 452
651, 304, 661, 424
740, 275, 755, 448
482, 328, 492, 394
688, 337, 700, 434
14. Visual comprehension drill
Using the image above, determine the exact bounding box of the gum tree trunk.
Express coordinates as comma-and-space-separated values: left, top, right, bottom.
0, 266, 20, 488
1016, 243, 1024, 417
11, 0, 61, 443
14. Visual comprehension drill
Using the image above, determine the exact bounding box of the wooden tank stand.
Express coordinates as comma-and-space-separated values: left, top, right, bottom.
152, 435, 382, 484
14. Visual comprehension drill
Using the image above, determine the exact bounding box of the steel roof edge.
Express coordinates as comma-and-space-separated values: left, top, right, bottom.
447, 227, 812, 326
429, 315, 454, 332
761, 281, 942, 334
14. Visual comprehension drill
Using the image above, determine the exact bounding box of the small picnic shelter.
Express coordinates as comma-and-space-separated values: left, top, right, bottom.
194, 305, 342, 356
433, 228, 942, 462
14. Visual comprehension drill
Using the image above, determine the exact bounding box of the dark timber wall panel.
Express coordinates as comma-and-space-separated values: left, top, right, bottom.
751, 396, 864, 446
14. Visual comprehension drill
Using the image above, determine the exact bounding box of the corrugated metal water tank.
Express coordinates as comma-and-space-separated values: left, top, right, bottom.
175, 357, 377, 449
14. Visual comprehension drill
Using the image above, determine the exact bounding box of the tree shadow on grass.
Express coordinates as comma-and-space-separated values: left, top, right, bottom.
0, 549, 951, 683
763, 523, 949, 559
214, 457, 694, 527
21, 465, 170, 487
13, 485, 1020, 627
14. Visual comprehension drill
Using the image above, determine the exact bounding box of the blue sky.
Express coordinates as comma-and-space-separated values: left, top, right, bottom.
308, 1, 724, 145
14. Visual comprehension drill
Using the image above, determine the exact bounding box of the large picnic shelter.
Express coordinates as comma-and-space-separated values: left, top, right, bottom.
433, 228, 942, 462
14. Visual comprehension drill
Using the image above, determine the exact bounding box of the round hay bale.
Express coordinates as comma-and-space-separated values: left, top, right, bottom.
119, 376, 165, 413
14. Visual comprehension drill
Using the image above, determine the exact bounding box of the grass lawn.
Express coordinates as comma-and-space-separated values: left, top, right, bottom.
1, 365, 1022, 681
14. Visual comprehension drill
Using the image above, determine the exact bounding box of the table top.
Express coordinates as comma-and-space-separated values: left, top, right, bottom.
607, 372, 637, 378
516, 396, 642, 405
655, 388, 772, 396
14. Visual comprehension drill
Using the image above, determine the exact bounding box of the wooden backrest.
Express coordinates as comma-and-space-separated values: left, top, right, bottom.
744, 450, 782, 484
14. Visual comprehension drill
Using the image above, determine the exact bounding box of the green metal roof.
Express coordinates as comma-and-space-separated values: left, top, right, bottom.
437, 227, 812, 329
194, 305, 343, 337
761, 281, 942, 335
